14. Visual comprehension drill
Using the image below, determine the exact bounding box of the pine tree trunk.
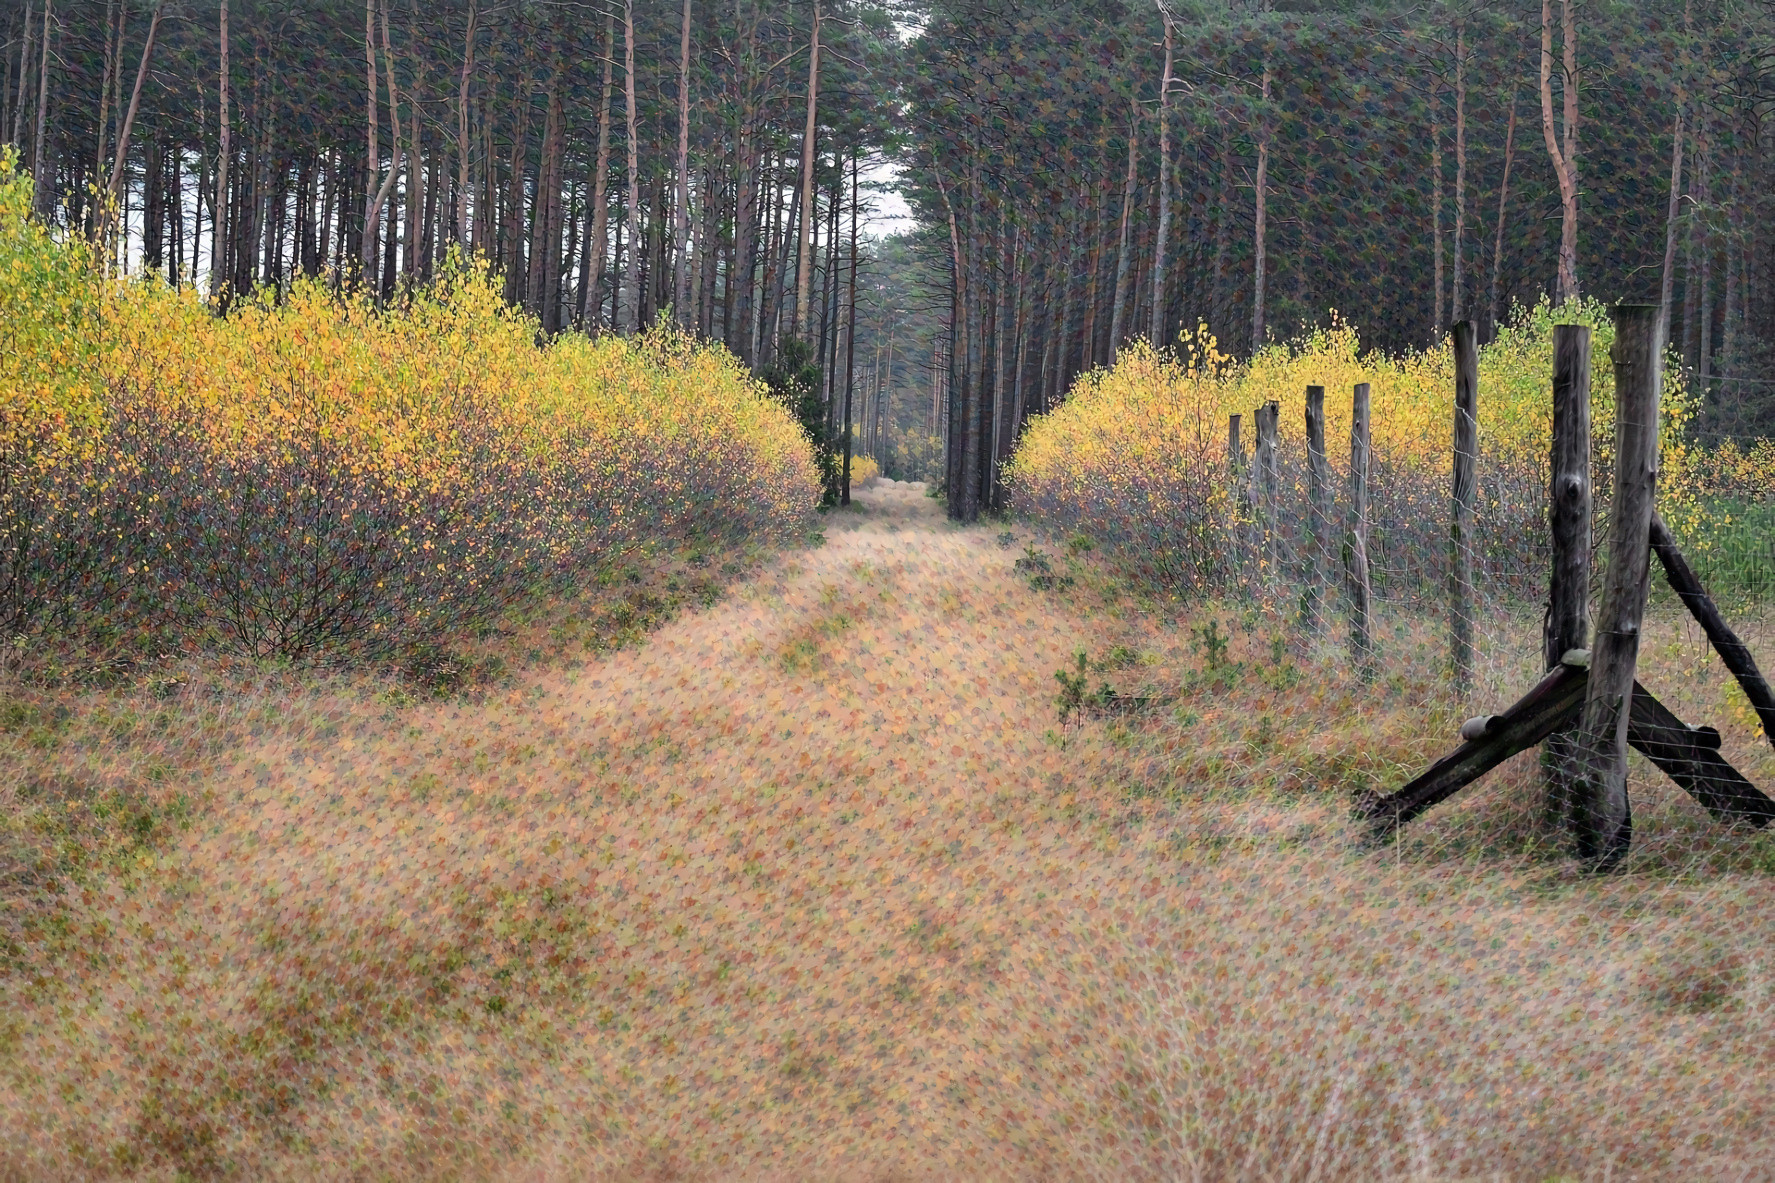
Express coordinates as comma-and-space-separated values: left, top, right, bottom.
618, 0, 641, 335
1488, 91, 1517, 341
1108, 102, 1139, 363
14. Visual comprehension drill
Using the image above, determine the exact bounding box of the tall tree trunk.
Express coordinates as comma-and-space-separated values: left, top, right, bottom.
1539, 0, 1579, 302
1695, 131, 1712, 394
1108, 102, 1139, 363
1212, 134, 1232, 344
405, 75, 423, 285
361, 0, 380, 280
1251, 60, 1271, 353
29, 0, 51, 218
1488, 88, 1517, 340
456, 0, 476, 247
1452, 25, 1467, 322
369, 0, 403, 299
582, 13, 615, 330
10, 1, 30, 149
528, 56, 563, 320
1151, 6, 1174, 347
90, 0, 115, 236
618, 0, 641, 335
103, 0, 166, 236
1080, 187, 1105, 370
673, 0, 693, 327
793, 0, 822, 336
1658, 7, 1689, 345
841, 150, 859, 506
1432, 94, 1444, 341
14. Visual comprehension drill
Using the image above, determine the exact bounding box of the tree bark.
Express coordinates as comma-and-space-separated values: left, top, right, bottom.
794, 0, 821, 337
1108, 101, 1139, 362
1432, 94, 1444, 341
673, 0, 693, 328
1345, 382, 1374, 681
9, 0, 29, 150
1150, 6, 1174, 347
1250, 61, 1271, 353
1543, 324, 1592, 827
456, 0, 477, 248
619, 0, 641, 335
841, 150, 859, 506
1487, 90, 1516, 340
1452, 26, 1467, 322
1572, 305, 1662, 868
581, 13, 615, 330
1303, 385, 1331, 633
1450, 320, 1478, 694
30, 0, 51, 218
1539, 0, 1580, 303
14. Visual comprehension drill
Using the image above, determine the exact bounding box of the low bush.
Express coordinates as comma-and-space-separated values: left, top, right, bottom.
1006, 305, 1766, 604
0, 150, 820, 660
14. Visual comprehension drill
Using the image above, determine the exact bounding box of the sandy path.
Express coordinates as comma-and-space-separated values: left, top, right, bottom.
10, 478, 1775, 1181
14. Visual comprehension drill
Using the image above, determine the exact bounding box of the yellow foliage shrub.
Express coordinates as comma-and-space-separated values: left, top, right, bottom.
0, 154, 819, 657
847, 454, 880, 487
1006, 303, 1764, 600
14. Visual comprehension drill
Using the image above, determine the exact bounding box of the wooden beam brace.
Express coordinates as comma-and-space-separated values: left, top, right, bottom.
1356, 660, 1775, 839
1650, 510, 1775, 751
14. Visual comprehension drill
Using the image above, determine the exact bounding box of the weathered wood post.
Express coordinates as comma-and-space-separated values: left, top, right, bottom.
1543, 325, 1592, 830
1228, 413, 1244, 472
1345, 382, 1375, 681
1254, 399, 1281, 587
1303, 385, 1331, 633
1572, 305, 1663, 868
1450, 321, 1479, 695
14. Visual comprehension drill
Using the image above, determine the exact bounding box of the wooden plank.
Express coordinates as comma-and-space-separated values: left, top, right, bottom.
1543, 324, 1593, 829
1571, 304, 1662, 868
1355, 660, 1589, 838
1450, 320, 1478, 695
1344, 382, 1374, 682
1302, 385, 1330, 634
1649, 510, 1775, 751
1358, 661, 1775, 838
1627, 687, 1775, 826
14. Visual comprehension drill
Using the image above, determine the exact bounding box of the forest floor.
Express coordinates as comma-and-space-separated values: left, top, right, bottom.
7, 479, 1775, 1181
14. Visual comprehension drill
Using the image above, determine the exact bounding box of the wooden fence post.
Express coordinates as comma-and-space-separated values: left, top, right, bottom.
1345, 382, 1374, 680
1450, 320, 1478, 695
1303, 385, 1330, 633
1572, 305, 1662, 868
1543, 324, 1592, 830
1228, 413, 1243, 472
1254, 399, 1280, 586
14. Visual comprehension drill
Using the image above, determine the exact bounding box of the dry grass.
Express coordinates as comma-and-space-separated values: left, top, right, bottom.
5, 479, 1775, 1180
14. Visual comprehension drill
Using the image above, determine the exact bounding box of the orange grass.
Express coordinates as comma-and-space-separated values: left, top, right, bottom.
5, 480, 1775, 1180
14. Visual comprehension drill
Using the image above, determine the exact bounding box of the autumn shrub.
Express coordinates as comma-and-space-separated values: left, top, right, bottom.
1005, 303, 1751, 607
0, 178, 819, 660
0, 149, 126, 636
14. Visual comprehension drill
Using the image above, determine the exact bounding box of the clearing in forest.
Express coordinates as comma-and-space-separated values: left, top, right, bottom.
7, 479, 1775, 1181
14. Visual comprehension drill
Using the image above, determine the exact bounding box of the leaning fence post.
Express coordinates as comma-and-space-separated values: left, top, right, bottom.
1303, 386, 1330, 633
1543, 324, 1592, 831
1450, 321, 1479, 695
1345, 382, 1374, 681
1572, 305, 1663, 868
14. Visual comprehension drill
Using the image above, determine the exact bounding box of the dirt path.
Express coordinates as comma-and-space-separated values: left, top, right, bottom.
10, 479, 1775, 1181
6, 479, 1210, 1179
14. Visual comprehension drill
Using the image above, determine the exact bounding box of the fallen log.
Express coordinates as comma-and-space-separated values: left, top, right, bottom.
1355, 659, 1775, 839
1649, 511, 1775, 751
